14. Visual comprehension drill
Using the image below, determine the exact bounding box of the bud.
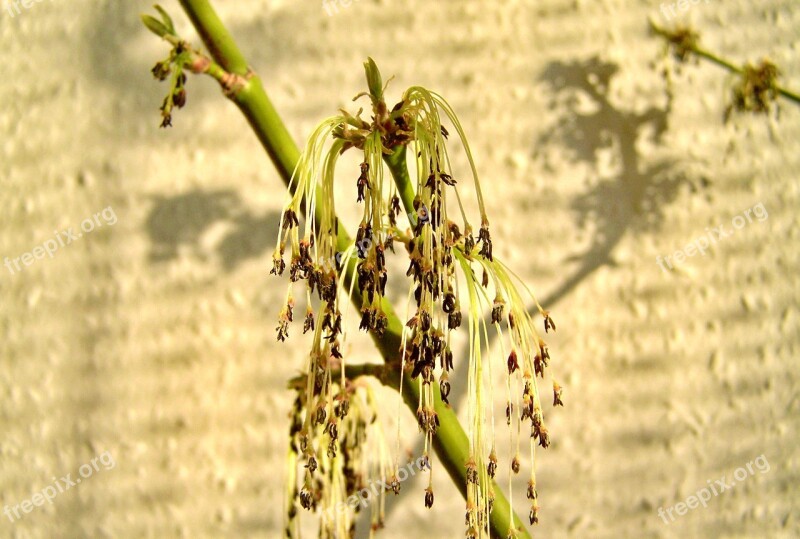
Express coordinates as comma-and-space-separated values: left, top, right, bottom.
424, 487, 434, 508
364, 57, 384, 101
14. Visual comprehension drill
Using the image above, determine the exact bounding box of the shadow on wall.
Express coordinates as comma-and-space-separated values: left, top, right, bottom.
145, 189, 280, 272
535, 56, 688, 308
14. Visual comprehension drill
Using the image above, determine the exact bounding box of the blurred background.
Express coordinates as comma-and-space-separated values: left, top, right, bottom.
1, 0, 798, 537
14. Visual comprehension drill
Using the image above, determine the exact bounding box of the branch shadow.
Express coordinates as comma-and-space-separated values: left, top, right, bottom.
535, 55, 683, 308
145, 188, 280, 272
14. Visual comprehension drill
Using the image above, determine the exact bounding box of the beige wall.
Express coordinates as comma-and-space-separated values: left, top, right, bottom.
1, 0, 798, 537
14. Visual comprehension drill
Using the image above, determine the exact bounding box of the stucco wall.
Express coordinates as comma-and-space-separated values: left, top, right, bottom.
1, 0, 798, 538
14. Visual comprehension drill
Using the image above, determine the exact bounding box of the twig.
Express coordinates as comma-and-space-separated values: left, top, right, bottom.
649, 19, 800, 107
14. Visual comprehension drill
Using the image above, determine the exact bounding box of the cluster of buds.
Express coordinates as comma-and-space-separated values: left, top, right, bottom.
726, 60, 781, 119
150, 44, 190, 128
143, 7, 198, 129
650, 22, 792, 122
273, 59, 564, 538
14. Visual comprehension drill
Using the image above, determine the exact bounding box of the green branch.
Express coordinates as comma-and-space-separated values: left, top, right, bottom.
649, 20, 800, 107
169, 1, 530, 537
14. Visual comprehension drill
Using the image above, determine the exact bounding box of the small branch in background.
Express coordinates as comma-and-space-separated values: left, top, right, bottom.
142, 8, 250, 127
649, 19, 800, 120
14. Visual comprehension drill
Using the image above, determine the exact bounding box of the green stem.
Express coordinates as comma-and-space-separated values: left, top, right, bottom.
178, 0, 300, 183
174, 1, 530, 537
649, 20, 800, 106
384, 145, 417, 227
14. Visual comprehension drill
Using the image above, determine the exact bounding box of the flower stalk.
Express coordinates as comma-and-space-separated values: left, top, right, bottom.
649, 19, 800, 117
143, 2, 561, 537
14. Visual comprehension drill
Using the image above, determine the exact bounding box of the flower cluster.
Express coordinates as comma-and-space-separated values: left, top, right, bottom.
274, 59, 563, 538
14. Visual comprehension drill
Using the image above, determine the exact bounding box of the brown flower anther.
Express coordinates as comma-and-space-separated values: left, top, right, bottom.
487, 450, 498, 479
478, 223, 493, 261
529, 502, 539, 525
424, 487, 434, 508
526, 479, 537, 500
507, 350, 519, 374
357, 162, 370, 203
553, 382, 563, 407
491, 298, 504, 324
303, 309, 315, 334
543, 311, 556, 333
465, 459, 479, 484
305, 455, 318, 474
300, 487, 314, 510
440, 376, 451, 405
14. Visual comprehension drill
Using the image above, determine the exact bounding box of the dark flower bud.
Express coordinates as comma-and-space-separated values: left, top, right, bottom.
537, 425, 550, 449
276, 320, 289, 342
326, 420, 338, 441
466, 460, 479, 484
305, 455, 317, 474
327, 439, 337, 458
440, 378, 451, 405
424, 487, 434, 508
444, 348, 454, 371
478, 224, 493, 261
299, 487, 314, 510
527, 480, 537, 500
282, 209, 299, 230
151, 60, 171, 81
491, 300, 504, 324
464, 233, 475, 255
335, 395, 350, 419
442, 292, 456, 313
303, 310, 315, 334
529, 502, 539, 525
507, 350, 519, 374
271, 254, 286, 276
357, 162, 370, 203
419, 310, 432, 332
543, 311, 556, 333
314, 406, 326, 426
553, 382, 563, 407
487, 451, 498, 478
172, 88, 187, 108
448, 311, 462, 330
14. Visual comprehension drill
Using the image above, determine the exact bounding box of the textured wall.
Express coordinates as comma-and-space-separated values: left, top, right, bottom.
1, 0, 798, 538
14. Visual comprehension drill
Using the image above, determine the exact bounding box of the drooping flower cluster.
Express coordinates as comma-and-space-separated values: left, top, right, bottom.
274, 59, 564, 539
